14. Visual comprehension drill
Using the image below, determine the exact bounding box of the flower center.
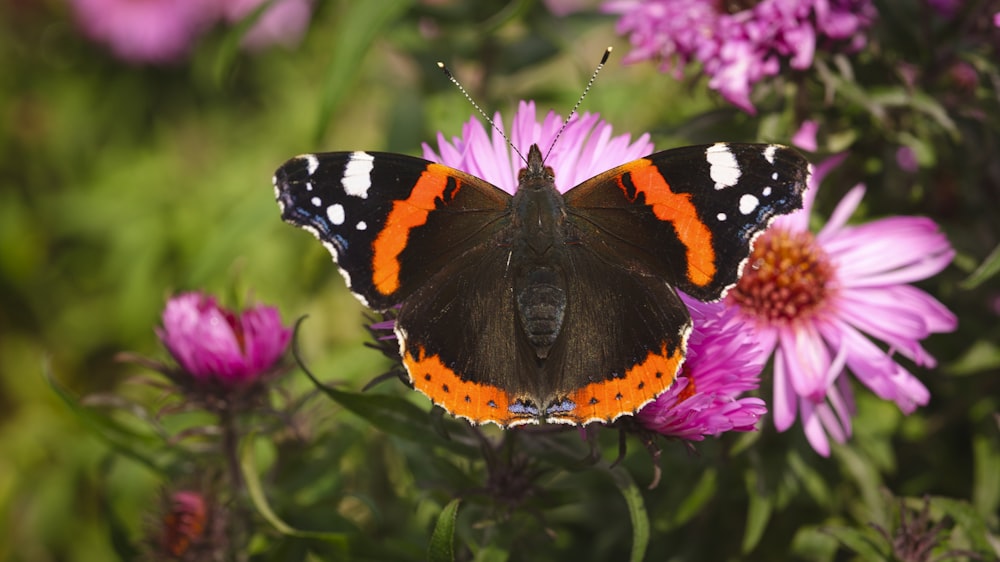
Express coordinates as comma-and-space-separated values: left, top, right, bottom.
727, 228, 834, 325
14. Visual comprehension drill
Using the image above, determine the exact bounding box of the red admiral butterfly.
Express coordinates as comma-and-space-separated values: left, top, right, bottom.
274, 137, 809, 427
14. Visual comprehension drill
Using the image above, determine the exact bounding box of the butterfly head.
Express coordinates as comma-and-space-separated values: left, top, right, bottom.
517, 144, 555, 189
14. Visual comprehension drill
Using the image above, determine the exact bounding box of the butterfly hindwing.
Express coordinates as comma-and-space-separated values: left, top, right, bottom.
564, 143, 809, 302
541, 244, 690, 424
274, 151, 512, 309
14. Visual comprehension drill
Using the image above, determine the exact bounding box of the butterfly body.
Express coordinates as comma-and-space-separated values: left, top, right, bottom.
274, 141, 809, 427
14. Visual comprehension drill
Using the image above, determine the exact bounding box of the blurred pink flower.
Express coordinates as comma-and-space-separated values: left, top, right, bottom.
158, 292, 291, 387
896, 145, 919, 173
603, 0, 876, 113
70, 0, 219, 64
637, 296, 767, 440
792, 120, 819, 152
726, 155, 957, 455
161, 490, 208, 557
222, 0, 313, 51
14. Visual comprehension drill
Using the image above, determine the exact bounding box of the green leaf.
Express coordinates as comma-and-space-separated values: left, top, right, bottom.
821, 526, 888, 561
973, 434, 1000, 519
929, 496, 1000, 557
302, 369, 473, 454
43, 364, 169, 474
313, 0, 415, 144
610, 467, 650, 562
472, 545, 510, 562
947, 340, 1000, 376
241, 437, 350, 554
961, 242, 1000, 289
427, 499, 461, 562
668, 467, 717, 529
742, 467, 773, 554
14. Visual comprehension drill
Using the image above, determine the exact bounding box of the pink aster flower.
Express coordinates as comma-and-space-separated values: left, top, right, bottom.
222, 0, 313, 51
637, 296, 768, 440
422, 100, 654, 193
158, 292, 292, 387
160, 490, 208, 558
602, 0, 876, 113
70, 0, 220, 64
726, 155, 957, 456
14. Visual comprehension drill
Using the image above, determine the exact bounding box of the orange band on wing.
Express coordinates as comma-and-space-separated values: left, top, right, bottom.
618, 160, 717, 287
371, 164, 458, 296
559, 341, 684, 424
403, 345, 517, 426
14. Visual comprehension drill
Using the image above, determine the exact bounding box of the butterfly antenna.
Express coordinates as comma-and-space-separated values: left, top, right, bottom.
437, 61, 528, 166
543, 46, 613, 164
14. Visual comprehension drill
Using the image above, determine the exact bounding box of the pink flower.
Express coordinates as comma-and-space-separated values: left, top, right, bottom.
161, 491, 208, 557
422, 100, 654, 194
637, 296, 768, 440
222, 0, 313, 51
602, 0, 876, 113
70, 0, 220, 64
726, 155, 957, 455
158, 292, 291, 387
792, 120, 819, 152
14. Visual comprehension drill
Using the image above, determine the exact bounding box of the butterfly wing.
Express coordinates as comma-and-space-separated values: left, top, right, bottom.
563, 143, 809, 301
274, 151, 512, 310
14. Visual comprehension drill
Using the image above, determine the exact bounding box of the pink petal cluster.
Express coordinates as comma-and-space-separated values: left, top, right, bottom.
728, 155, 957, 455
637, 296, 768, 440
158, 292, 291, 386
423, 100, 654, 194
602, 0, 876, 112
69, 0, 312, 64
70, 0, 219, 64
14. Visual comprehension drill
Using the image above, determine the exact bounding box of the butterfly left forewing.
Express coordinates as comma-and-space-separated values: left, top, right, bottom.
274, 151, 512, 310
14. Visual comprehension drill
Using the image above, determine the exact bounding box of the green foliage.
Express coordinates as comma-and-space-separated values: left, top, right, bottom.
2, 1, 999, 561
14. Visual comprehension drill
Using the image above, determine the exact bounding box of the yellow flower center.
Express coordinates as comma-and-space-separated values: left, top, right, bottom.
727, 229, 835, 325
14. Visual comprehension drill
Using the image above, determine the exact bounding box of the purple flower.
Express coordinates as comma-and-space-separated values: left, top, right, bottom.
423, 100, 654, 194
726, 155, 957, 455
70, 0, 220, 64
637, 296, 768, 440
602, 0, 877, 113
158, 292, 291, 387
222, 0, 313, 51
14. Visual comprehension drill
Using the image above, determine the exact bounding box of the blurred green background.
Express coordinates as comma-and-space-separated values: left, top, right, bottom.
2, 1, 998, 560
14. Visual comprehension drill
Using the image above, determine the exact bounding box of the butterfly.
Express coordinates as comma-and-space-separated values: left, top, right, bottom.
274, 140, 809, 427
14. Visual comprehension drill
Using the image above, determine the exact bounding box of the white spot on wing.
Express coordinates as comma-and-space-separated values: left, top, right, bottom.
342, 151, 375, 199
302, 154, 319, 175
327, 203, 345, 225
762, 186, 772, 197
739, 193, 759, 215
311, 196, 322, 207
717, 212, 727, 221
706, 143, 741, 190
356, 221, 367, 231
764, 145, 778, 165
